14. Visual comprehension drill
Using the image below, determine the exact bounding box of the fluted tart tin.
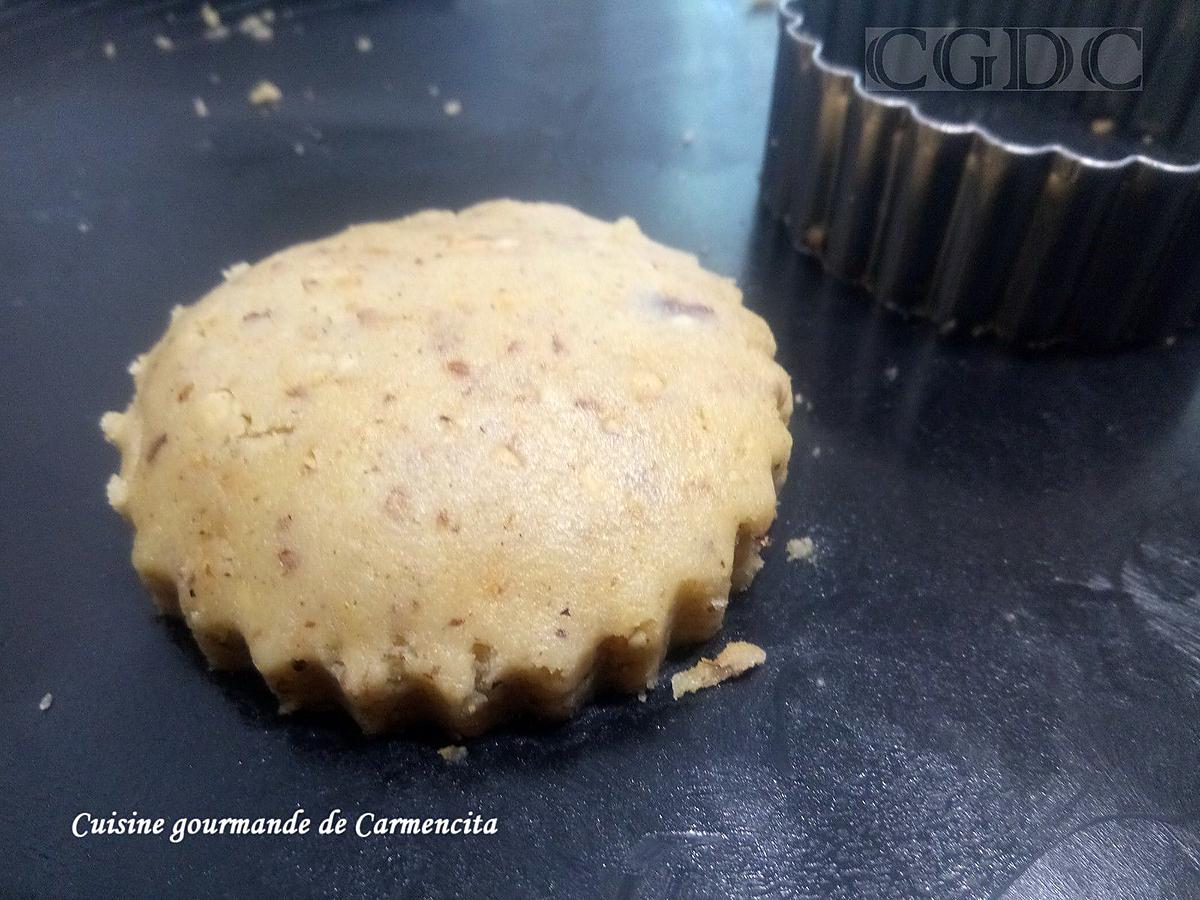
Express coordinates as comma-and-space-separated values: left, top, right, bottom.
761, 0, 1200, 348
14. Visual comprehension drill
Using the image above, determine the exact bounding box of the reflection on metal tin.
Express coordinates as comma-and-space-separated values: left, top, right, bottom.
761, 0, 1200, 349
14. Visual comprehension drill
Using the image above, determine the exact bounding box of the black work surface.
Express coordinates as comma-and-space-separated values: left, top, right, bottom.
2, 2, 1200, 898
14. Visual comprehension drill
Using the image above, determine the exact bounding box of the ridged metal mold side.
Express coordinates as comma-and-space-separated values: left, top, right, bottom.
761, 0, 1200, 348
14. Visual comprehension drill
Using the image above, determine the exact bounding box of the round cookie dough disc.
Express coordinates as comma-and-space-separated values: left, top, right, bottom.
101, 200, 793, 735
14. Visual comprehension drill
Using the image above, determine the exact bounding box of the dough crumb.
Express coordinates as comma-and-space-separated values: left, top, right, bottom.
437, 744, 468, 763
443, 98, 462, 117
193, 96, 209, 118
672, 642, 765, 699
238, 13, 274, 42
248, 80, 282, 108
222, 261, 251, 280
884, 365, 899, 382
811, 445, 822, 458
681, 128, 696, 145
153, 34, 175, 53
199, 3, 221, 28
355, 35, 373, 53
786, 536, 815, 563
38, 692, 53, 712
102, 40, 117, 59
1090, 117, 1115, 136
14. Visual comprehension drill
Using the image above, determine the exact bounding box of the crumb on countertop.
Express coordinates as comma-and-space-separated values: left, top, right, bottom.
38, 692, 53, 712
355, 35, 373, 53
200, 3, 221, 28
443, 98, 462, 117
238, 13, 274, 42
102, 40, 117, 59
671, 641, 766, 700
884, 365, 899, 382
786, 536, 815, 563
153, 34, 175, 53
437, 744, 468, 763
248, 80, 282, 108
193, 96, 209, 118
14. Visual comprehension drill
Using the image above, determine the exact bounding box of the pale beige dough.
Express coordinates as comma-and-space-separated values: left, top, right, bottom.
101, 200, 793, 734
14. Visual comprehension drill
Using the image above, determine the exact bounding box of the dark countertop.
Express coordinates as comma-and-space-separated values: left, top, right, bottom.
1, 2, 1198, 897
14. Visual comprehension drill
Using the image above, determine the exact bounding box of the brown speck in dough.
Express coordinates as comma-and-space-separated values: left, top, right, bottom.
291, 659, 307, 672
382, 393, 397, 404
300, 277, 321, 293
552, 334, 566, 354
448, 617, 464, 627
506, 339, 523, 354
145, 433, 168, 463
560, 608, 571, 617
277, 548, 299, 573
435, 510, 460, 532
656, 294, 714, 319
242, 310, 271, 323
383, 487, 407, 520
285, 385, 308, 399
555, 628, 568, 639
355, 307, 386, 326
446, 359, 470, 378
303, 620, 316, 629
177, 383, 193, 403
